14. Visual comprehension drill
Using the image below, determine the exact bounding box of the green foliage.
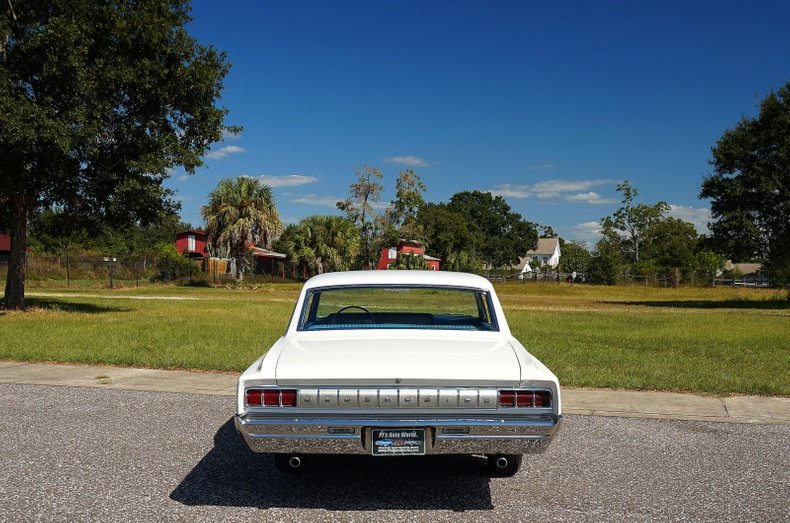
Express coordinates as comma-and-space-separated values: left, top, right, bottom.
444, 251, 484, 273
641, 217, 699, 282
415, 203, 483, 262
447, 191, 538, 269
153, 243, 199, 282
273, 215, 361, 279
202, 177, 283, 279
1, 0, 235, 308
609, 181, 670, 263
558, 241, 592, 274
337, 166, 384, 268
27, 208, 185, 256
588, 244, 622, 285
695, 251, 726, 284
596, 181, 715, 285
381, 169, 426, 243
701, 81, 790, 286
391, 252, 428, 270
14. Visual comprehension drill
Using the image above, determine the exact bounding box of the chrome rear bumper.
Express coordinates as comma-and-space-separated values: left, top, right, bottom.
235, 415, 562, 455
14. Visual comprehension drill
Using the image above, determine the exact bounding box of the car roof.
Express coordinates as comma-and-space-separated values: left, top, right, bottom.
302, 270, 495, 292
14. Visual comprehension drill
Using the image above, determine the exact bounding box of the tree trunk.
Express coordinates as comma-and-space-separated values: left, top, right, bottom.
235, 256, 244, 281
3, 197, 29, 310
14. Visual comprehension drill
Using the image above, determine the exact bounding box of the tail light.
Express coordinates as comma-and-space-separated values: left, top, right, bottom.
498, 390, 516, 407
245, 388, 298, 407
498, 389, 552, 408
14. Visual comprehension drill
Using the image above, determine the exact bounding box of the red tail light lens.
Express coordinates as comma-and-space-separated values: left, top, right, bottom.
246, 388, 299, 407
498, 389, 551, 408
262, 390, 280, 406
498, 390, 516, 407
516, 391, 534, 407
245, 389, 262, 406
534, 390, 552, 408
280, 389, 297, 407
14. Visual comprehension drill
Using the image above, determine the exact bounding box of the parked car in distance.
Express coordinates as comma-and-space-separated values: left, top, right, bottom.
235, 270, 562, 477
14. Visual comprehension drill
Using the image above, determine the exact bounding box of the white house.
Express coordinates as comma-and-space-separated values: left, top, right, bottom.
523, 238, 561, 269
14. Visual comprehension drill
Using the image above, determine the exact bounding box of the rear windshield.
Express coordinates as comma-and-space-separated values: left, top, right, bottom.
298, 285, 498, 331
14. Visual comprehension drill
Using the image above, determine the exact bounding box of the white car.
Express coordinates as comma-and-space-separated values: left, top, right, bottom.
235, 270, 562, 477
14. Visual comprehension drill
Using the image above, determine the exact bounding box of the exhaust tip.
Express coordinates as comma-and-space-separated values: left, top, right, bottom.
288, 456, 302, 469
496, 456, 509, 469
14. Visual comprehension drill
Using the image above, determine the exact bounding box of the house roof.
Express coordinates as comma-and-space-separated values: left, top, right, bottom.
514, 257, 532, 272
176, 230, 206, 236
725, 261, 763, 275
251, 247, 287, 259
526, 238, 559, 256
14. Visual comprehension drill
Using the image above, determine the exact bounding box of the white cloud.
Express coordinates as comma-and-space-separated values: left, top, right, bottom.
529, 163, 558, 171
175, 195, 193, 202
489, 179, 616, 202
383, 155, 431, 168
571, 221, 602, 242
668, 204, 711, 233
206, 145, 246, 160
291, 193, 344, 208
564, 191, 618, 205
177, 175, 189, 182
258, 174, 318, 188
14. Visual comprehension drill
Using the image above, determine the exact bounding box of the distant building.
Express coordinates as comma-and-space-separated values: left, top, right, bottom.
377, 240, 440, 271
175, 230, 286, 277
175, 230, 209, 258
251, 246, 287, 275
724, 260, 768, 286
518, 237, 561, 270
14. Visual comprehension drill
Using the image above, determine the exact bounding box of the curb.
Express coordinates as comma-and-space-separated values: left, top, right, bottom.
1, 361, 788, 425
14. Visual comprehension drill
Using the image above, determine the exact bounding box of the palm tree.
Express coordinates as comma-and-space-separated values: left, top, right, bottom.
273, 216, 360, 278
202, 177, 283, 280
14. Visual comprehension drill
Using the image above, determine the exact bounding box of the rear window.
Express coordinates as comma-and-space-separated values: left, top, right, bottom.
298, 285, 498, 331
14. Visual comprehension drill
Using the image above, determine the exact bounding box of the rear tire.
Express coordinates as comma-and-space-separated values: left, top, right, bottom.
486, 454, 522, 477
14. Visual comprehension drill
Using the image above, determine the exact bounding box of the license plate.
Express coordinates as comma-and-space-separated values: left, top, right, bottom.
371, 428, 425, 456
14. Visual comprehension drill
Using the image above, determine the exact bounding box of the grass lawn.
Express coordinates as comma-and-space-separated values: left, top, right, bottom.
2, 282, 788, 395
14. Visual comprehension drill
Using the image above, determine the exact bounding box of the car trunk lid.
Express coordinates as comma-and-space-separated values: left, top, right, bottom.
274, 334, 521, 387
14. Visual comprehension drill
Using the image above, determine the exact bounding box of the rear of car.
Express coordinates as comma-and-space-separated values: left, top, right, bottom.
235, 271, 561, 476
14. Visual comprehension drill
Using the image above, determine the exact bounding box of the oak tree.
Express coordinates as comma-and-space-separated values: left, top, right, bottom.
1, 0, 235, 308
700, 81, 790, 285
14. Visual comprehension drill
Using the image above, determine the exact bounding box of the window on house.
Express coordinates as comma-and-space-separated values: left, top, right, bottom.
188, 234, 196, 251
388, 248, 397, 260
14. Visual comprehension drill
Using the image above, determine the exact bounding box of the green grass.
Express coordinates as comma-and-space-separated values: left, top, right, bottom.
2, 282, 788, 394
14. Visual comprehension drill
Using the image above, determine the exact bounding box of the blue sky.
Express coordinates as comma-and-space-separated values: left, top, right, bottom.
167, 0, 790, 243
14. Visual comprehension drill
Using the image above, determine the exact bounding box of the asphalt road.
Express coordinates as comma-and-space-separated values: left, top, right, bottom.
1, 384, 788, 522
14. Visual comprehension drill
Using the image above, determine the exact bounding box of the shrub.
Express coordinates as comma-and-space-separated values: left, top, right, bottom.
152, 243, 199, 282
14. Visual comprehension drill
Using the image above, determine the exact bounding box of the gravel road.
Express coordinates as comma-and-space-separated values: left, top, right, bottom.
1, 384, 787, 522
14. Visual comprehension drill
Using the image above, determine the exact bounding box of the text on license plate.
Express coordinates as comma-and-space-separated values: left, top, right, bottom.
371, 428, 425, 456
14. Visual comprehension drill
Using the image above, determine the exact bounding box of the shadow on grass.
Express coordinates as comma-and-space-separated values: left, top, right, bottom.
605, 299, 790, 310
170, 418, 494, 511
0, 297, 132, 314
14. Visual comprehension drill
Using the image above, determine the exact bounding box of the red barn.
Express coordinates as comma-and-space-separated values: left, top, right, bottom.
175, 230, 209, 258
376, 240, 440, 271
